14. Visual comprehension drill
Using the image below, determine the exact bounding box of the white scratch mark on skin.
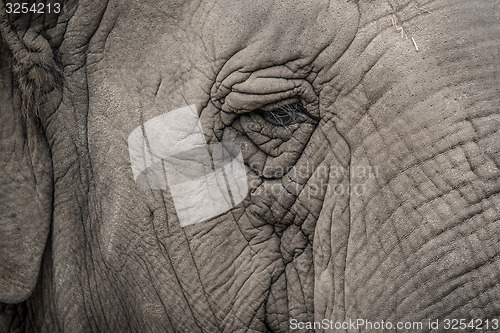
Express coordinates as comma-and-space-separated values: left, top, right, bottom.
412, 37, 419, 51
391, 8, 420, 52
391, 7, 418, 52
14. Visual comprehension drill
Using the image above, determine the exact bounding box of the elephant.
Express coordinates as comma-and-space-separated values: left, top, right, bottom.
1, 0, 499, 331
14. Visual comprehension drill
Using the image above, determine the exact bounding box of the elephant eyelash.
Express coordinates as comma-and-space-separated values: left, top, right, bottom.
257, 102, 317, 127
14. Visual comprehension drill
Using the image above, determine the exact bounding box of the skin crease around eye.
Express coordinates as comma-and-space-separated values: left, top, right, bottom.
211, 74, 320, 119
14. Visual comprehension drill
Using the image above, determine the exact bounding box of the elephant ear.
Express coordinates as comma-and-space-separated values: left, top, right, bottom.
0, 24, 55, 303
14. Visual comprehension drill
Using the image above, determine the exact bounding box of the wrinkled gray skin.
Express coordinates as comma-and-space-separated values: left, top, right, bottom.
1, 0, 500, 332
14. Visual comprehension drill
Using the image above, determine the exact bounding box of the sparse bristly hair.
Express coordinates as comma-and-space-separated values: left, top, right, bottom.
0, 7, 63, 118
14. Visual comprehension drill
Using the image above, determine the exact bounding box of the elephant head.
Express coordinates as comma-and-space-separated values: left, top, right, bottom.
1, 0, 499, 331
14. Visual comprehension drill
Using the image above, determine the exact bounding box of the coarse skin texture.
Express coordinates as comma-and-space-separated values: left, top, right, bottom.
0, 0, 499, 332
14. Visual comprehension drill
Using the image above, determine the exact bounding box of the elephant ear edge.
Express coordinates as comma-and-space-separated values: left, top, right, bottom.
0, 31, 54, 304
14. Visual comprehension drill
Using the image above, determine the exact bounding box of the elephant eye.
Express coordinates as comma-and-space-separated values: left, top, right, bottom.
257, 101, 318, 127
